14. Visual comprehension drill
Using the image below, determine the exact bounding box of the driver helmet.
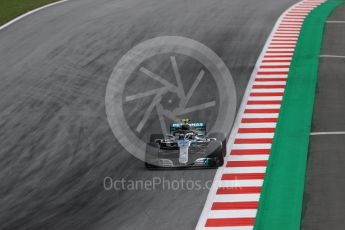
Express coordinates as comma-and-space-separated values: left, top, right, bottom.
181, 124, 191, 131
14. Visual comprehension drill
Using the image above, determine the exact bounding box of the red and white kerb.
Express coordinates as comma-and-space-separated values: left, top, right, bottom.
196, 0, 325, 229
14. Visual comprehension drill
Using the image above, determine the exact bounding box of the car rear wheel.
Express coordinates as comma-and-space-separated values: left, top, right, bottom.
149, 134, 164, 144
208, 132, 227, 157
207, 140, 224, 166
145, 134, 164, 168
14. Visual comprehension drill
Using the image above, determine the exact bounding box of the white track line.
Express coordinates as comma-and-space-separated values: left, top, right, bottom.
201, 227, 254, 230
207, 210, 258, 218
213, 194, 261, 202
222, 167, 267, 174
245, 105, 281, 109
320, 54, 345, 58
229, 155, 270, 161
239, 123, 277, 128
248, 96, 283, 100
0, 0, 69, 31
326, 20, 345, 23
232, 144, 272, 149
310, 131, 345, 135
218, 180, 264, 187
237, 133, 275, 139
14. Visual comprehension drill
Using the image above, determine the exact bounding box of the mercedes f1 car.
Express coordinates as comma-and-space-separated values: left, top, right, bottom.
145, 119, 226, 169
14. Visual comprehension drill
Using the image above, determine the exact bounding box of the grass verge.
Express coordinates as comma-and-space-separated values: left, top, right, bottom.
0, 0, 60, 26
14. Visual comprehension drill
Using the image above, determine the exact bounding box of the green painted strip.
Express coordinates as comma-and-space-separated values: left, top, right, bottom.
254, 1, 344, 230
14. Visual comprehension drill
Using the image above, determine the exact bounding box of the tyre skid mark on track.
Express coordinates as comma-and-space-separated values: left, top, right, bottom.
196, 0, 325, 229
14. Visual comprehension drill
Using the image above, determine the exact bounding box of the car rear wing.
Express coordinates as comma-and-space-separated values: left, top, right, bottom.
170, 122, 207, 135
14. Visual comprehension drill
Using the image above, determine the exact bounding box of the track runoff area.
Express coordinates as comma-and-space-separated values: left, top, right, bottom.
196, 0, 328, 229
302, 3, 345, 230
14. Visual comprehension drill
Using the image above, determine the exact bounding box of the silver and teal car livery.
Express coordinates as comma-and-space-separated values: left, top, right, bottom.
145, 119, 226, 169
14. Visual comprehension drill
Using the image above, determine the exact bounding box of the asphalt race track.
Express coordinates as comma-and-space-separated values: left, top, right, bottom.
0, 0, 299, 229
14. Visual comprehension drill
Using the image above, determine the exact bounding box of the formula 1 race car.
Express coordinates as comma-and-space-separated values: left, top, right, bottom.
145, 119, 226, 169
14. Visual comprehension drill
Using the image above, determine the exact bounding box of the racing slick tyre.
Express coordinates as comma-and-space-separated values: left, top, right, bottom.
206, 141, 224, 166
149, 134, 164, 144
208, 132, 227, 157
145, 134, 164, 169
